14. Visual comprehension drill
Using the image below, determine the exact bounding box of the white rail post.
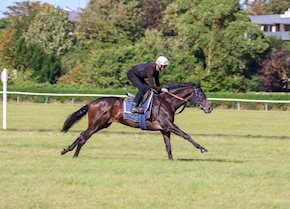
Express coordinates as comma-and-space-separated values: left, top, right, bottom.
237, 101, 240, 111
1, 69, 8, 129
264, 103, 268, 112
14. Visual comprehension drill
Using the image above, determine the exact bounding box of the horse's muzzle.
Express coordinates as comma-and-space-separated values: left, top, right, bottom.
198, 100, 213, 113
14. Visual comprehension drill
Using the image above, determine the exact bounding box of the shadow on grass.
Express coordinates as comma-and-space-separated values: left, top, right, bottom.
177, 158, 244, 163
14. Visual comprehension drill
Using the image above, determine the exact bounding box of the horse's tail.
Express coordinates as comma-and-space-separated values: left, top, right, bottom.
61, 104, 89, 133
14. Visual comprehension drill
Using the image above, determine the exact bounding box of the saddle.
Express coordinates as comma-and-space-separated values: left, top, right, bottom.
123, 91, 154, 130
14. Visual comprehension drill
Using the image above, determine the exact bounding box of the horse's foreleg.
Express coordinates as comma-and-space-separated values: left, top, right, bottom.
161, 131, 173, 160
168, 123, 208, 153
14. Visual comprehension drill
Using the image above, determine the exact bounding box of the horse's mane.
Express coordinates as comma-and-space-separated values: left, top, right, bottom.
167, 82, 195, 90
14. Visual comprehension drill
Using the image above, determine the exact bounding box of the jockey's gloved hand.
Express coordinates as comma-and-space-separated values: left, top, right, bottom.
161, 88, 169, 93
151, 88, 159, 93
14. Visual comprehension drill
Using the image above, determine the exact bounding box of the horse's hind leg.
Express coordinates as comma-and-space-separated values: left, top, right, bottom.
72, 128, 95, 158
61, 137, 80, 155
61, 127, 96, 156
61, 128, 97, 157
72, 122, 112, 158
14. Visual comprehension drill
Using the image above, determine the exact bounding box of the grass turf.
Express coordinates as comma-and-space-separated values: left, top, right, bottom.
0, 102, 290, 208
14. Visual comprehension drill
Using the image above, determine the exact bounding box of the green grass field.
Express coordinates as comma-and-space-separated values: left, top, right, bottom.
0, 103, 290, 209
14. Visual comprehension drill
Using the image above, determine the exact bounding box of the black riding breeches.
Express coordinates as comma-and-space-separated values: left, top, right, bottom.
127, 72, 150, 105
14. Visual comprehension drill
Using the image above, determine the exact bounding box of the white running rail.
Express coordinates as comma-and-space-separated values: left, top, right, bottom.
1, 91, 290, 111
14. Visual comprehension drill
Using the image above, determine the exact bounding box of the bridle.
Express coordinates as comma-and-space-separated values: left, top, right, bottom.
191, 87, 208, 109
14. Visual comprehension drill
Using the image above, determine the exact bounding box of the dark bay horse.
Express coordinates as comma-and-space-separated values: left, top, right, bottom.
61, 81, 213, 160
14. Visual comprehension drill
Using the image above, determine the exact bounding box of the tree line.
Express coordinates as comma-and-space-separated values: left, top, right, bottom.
0, 0, 289, 92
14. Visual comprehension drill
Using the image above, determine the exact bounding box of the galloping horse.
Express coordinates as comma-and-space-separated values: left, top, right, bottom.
61, 81, 213, 160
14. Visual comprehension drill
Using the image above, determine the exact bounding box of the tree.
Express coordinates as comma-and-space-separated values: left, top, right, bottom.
5, 1, 52, 17
245, 0, 290, 15
5, 1, 53, 37
59, 30, 167, 88
11, 38, 62, 84
22, 8, 75, 56
57, 61, 84, 85
259, 47, 290, 92
3, 2, 75, 83
264, 0, 290, 14
77, 0, 141, 44
3, 1, 64, 83
3, 0, 286, 92
0, 18, 9, 29
0, 28, 15, 69
247, 1, 265, 15
161, 0, 270, 91
138, 0, 164, 32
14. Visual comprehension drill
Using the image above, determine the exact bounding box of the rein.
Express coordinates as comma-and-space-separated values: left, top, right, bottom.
167, 92, 188, 114
157, 85, 196, 115
157, 91, 191, 115
167, 92, 186, 101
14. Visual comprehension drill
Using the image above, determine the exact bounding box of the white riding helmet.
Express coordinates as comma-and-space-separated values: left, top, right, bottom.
156, 56, 169, 66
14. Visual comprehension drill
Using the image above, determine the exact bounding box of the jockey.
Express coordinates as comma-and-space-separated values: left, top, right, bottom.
127, 55, 169, 114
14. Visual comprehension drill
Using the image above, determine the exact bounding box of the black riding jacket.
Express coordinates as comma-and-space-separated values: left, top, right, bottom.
128, 63, 161, 91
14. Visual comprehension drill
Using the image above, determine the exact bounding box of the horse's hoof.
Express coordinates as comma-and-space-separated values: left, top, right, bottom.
61, 149, 66, 155
201, 148, 208, 153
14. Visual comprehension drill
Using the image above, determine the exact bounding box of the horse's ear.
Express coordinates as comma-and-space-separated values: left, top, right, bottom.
197, 80, 201, 88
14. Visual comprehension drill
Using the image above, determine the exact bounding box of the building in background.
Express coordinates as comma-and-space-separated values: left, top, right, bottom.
250, 8, 290, 41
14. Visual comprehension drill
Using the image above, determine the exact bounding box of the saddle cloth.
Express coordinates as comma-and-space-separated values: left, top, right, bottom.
123, 92, 154, 130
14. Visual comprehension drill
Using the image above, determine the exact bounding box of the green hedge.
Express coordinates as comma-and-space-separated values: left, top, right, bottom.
205, 92, 290, 110
206, 92, 290, 100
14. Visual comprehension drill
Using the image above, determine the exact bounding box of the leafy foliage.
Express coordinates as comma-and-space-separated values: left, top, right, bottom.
77, 0, 141, 44
245, 0, 290, 15
0, 28, 15, 69
1, 0, 289, 92
138, 0, 164, 32
259, 47, 290, 92
161, 0, 269, 91
264, 0, 290, 15
0, 18, 9, 29
5, 1, 53, 36
12, 39, 62, 83
22, 8, 75, 56
246, 1, 265, 15
3, 2, 72, 83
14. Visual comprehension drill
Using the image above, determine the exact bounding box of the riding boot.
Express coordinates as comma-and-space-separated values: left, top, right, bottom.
131, 102, 144, 114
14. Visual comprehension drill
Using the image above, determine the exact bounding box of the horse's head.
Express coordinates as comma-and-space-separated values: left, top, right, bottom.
190, 81, 213, 113
166, 81, 212, 113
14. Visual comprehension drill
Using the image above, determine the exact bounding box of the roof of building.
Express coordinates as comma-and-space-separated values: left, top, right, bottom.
249, 9, 290, 40
250, 15, 290, 24
249, 8, 290, 25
